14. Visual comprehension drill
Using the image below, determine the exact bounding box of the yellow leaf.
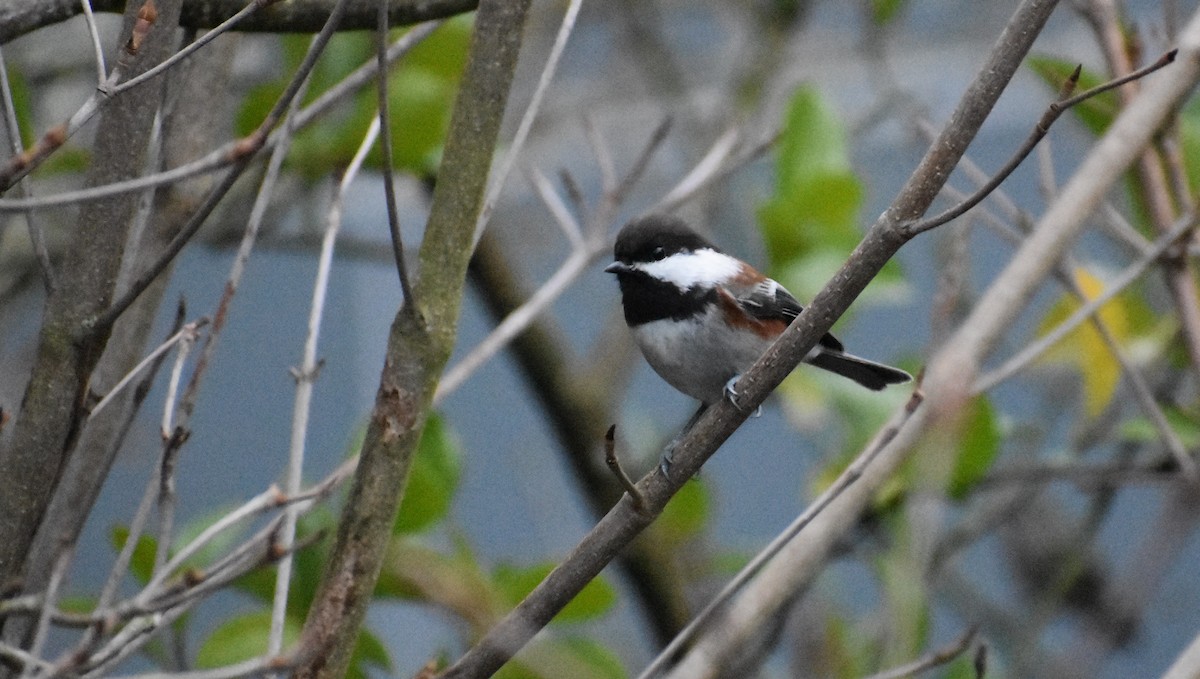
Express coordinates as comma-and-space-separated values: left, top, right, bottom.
1036, 268, 1128, 417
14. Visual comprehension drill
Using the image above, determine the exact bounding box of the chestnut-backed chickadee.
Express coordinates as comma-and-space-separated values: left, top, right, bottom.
605, 214, 910, 414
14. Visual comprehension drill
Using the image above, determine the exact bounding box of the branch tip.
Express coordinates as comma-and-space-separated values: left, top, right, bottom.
603, 425, 644, 510
973, 642, 988, 678
182, 567, 205, 587
1060, 63, 1082, 98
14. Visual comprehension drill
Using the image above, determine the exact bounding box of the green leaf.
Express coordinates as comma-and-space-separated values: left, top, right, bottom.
818, 614, 874, 678
110, 527, 157, 585
657, 478, 709, 544
756, 86, 906, 306
235, 19, 472, 178
394, 412, 462, 534
869, 0, 908, 25
195, 611, 298, 669
947, 396, 1001, 500
1027, 56, 1118, 135
494, 563, 616, 623
757, 86, 864, 262
875, 547, 930, 664
347, 628, 393, 679
1120, 406, 1200, 448
1177, 99, 1200, 194
377, 17, 472, 173
196, 610, 389, 677
231, 507, 335, 615
3, 65, 34, 148
503, 637, 628, 679
376, 536, 495, 616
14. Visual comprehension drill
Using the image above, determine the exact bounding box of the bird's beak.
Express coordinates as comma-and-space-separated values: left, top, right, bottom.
604, 261, 630, 274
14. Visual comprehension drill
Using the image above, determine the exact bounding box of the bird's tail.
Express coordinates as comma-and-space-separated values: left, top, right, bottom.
807, 350, 911, 391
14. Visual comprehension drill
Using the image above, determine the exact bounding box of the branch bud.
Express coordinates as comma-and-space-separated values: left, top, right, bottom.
125, 0, 159, 55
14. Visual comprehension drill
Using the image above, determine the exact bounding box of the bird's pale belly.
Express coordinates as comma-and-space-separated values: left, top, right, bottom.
630, 310, 769, 405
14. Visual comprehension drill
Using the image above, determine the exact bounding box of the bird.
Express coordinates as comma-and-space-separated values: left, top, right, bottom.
605, 213, 910, 424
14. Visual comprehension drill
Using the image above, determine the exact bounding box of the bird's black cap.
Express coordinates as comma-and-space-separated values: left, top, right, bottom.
611, 214, 719, 266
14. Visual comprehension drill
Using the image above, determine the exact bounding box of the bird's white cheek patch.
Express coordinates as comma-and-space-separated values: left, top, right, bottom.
639, 249, 740, 291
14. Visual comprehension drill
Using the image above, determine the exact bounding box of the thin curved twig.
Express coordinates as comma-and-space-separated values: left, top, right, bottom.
905, 49, 1178, 236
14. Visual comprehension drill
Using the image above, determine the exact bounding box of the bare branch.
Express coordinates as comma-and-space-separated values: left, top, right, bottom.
0, 23, 441, 214
88, 0, 354, 337
0, 0, 276, 191
295, 3, 532, 676
0, 0, 475, 44
644, 390, 925, 679
374, 2, 416, 311
79, 0, 107, 84
863, 626, 978, 679
905, 49, 1178, 236
0, 46, 54, 291
271, 113, 380, 659
90, 319, 207, 420
975, 213, 1196, 393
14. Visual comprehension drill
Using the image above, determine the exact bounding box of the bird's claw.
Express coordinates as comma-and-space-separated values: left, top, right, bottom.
659, 440, 676, 477
723, 376, 761, 417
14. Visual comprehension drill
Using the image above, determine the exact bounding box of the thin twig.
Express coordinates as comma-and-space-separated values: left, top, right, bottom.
150, 329, 199, 577
374, 0, 417, 312
0, 46, 54, 291
139, 487, 282, 603
104, 653, 293, 679
137, 517, 287, 614
271, 113, 380, 660
650, 129, 777, 215
178, 50, 313, 441
435, 247, 598, 403
612, 116, 672, 207
528, 167, 585, 247
584, 116, 617, 193
80, 0, 108, 85
980, 457, 1175, 486
472, 0, 584, 246
0, 0, 272, 191
905, 49, 1178, 236
80, 464, 162, 657
111, 0, 268, 98
17, 547, 73, 679
159, 326, 194, 439
937, 163, 1198, 479
862, 626, 978, 679
650, 126, 739, 211
974, 212, 1197, 392
87, 0, 353, 337
90, 319, 208, 420
0, 23, 442, 213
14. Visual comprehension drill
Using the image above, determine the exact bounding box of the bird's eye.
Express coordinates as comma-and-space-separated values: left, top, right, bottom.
651, 246, 666, 260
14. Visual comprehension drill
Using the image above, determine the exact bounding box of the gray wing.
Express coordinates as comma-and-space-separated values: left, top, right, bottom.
733, 278, 844, 352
